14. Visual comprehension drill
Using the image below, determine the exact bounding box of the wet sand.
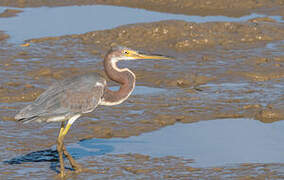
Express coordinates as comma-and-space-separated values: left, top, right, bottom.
0, 8, 22, 18
0, 0, 284, 179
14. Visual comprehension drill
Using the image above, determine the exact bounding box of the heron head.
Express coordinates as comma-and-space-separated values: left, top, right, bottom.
110, 46, 171, 61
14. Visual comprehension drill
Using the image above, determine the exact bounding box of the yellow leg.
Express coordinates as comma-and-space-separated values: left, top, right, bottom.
59, 121, 65, 135
61, 122, 82, 172
56, 115, 82, 177
57, 122, 65, 178
61, 123, 72, 137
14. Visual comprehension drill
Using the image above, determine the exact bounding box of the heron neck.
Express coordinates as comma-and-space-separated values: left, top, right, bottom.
101, 55, 136, 106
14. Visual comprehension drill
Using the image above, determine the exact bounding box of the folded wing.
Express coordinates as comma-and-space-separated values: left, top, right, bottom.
15, 73, 106, 123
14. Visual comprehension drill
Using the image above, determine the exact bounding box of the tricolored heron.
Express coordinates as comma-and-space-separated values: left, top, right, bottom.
15, 46, 169, 177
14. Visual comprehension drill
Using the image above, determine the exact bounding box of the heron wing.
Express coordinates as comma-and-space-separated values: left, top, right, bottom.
59, 75, 105, 113
15, 73, 106, 120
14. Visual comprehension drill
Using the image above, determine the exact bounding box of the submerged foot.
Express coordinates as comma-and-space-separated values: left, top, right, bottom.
74, 166, 83, 173
58, 171, 66, 178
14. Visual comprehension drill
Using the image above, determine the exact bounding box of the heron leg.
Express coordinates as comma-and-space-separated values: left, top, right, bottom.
57, 121, 66, 177
62, 145, 82, 172
57, 114, 82, 176
61, 116, 82, 172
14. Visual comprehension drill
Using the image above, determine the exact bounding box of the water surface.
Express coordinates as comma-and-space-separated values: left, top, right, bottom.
0, 5, 282, 43
69, 118, 284, 167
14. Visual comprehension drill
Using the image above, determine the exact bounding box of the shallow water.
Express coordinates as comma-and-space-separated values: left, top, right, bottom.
69, 118, 284, 167
0, 5, 282, 43
110, 85, 166, 95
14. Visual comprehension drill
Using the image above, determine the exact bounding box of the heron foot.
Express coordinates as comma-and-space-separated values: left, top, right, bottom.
68, 158, 82, 172
75, 167, 83, 173
57, 167, 82, 179
58, 171, 66, 178
71, 161, 83, 173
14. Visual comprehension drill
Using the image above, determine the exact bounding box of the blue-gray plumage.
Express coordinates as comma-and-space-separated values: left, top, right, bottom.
15, 73, 105, 123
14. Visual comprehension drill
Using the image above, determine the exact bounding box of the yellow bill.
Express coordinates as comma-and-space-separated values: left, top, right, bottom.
124, 49, 172, 60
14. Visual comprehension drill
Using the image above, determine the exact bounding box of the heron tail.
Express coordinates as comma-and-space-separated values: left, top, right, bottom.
17, 116, 40, 124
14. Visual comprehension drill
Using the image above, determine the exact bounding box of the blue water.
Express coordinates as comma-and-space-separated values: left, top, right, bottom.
68, 118, 284, 167
110, 85, 166, 95
0, 5, 282, 43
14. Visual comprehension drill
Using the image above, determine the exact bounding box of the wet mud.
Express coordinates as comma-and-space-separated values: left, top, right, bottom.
4, 153, 284, 179
0, 8, 23, 18
0, 1, 284, 179
0, 31, 9, 41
